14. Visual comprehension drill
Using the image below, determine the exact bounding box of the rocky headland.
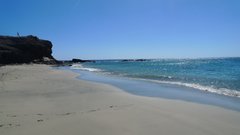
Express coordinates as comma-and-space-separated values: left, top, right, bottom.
0, 35, 57, 65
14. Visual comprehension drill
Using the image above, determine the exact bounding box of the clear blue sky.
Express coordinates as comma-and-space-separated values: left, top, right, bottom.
1, 0, 240, 59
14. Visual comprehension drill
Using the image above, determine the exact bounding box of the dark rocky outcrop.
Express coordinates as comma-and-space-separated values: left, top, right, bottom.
0, 35, 57, 65
57, 59, 95, 66
71, 58, 95, 63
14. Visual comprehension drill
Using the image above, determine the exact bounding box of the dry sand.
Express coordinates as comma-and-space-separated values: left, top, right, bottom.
0, 64, 240, 135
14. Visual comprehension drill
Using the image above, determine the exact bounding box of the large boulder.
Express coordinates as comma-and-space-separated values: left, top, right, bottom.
0, 35, 57, 65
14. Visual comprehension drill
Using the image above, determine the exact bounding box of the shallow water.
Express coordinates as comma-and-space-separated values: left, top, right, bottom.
59, 66, 240, 112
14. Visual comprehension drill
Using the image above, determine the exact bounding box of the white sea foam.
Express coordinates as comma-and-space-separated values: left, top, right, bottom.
140, 79, 240, 98
70, 64, 102, 72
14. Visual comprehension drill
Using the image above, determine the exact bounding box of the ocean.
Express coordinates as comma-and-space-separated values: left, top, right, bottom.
70, 58, 240, 98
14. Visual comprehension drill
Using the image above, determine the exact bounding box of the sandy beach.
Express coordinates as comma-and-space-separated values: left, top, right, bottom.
0, 64, 240, 135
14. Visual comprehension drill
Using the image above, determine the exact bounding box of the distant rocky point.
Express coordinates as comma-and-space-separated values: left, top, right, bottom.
71, 58, 95, 63
58, 59, 95, 66
0, 35, 57, 65
121, 59, 148, 62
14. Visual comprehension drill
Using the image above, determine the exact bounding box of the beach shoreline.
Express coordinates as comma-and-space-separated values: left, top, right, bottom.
1, 64, 240, 135
67, 68, 240, 112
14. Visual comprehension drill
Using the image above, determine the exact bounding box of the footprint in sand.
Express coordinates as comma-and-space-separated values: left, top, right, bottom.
55, 112, 75, 116
7, 114, 17, 117
37, 119, 43, 122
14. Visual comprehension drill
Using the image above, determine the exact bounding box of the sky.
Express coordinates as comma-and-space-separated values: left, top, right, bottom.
1, 0, 240, 60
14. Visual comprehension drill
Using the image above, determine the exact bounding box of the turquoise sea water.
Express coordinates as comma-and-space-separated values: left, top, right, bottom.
71, 58, 240, 97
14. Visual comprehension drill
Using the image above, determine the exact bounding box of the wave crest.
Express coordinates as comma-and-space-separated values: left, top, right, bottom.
146, 79, 240, 97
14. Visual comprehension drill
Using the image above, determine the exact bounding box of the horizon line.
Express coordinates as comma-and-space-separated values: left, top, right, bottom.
58, 56, 240, 61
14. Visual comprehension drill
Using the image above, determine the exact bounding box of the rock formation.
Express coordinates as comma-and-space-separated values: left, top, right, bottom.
71, 58, 95, 63
57, 59, 95, 66
0, 35, 57, 65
